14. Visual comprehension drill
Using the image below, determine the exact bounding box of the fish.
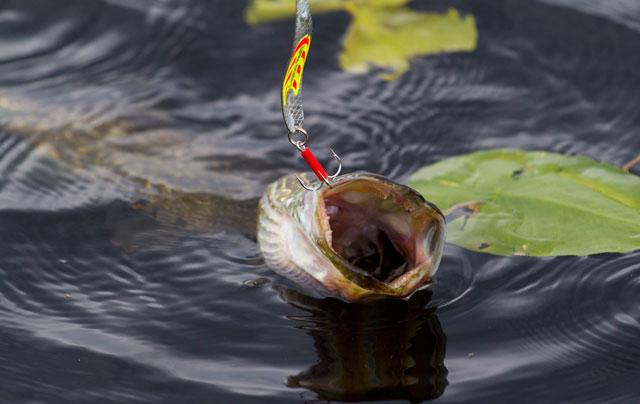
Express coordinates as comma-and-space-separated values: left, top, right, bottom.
0, 92, 445, 301
0, 91, 261, 239
258, 171, 446, 302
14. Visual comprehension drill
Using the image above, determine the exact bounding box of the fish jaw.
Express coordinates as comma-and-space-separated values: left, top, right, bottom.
257, 173, 371, 299
258, 172, 446, 302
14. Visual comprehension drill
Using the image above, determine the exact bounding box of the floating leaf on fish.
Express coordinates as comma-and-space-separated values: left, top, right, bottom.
409, 149, 640, 256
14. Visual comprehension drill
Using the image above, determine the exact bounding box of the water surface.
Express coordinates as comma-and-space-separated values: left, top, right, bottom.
0, 0, 639, 402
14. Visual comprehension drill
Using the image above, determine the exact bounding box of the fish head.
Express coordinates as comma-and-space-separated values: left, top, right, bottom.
258, 172, 445, 302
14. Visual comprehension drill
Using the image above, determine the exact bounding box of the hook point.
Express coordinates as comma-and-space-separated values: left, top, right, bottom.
296, 175, 323, 191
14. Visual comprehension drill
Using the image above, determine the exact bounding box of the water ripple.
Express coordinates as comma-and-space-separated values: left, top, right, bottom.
440, 252, 640, 402
0, 0, 639, 402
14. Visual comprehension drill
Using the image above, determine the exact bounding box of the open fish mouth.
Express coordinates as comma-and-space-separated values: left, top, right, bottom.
321, 178, 436, 283
316, 174, 445, 298
258, 172, 445, 301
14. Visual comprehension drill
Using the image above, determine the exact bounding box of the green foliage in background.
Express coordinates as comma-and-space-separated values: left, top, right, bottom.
409, 149, 640, 256
245, 0, 477, 77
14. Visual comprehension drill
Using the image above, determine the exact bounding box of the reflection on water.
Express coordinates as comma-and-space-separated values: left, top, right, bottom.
282, 288, 447, 402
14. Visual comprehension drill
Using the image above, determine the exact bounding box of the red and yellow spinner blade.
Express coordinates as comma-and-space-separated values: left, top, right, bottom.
282, 34, 311, 107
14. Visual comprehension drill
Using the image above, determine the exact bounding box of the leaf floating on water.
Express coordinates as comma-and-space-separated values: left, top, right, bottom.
244, 0, 345, 24
244, 0, 477, 78
408, 149, 640, 256
340, 7, 477, 78
244, 0, 410, 24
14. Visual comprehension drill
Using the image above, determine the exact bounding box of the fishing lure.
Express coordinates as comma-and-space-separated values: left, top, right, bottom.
282, 0, 342, 191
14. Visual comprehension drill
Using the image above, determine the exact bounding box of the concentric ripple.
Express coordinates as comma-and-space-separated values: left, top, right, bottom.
0, 0, 639, 403
438, 251, 640, 403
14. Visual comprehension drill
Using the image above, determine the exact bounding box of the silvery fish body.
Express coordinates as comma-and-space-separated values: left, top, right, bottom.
258, 172, 445, 302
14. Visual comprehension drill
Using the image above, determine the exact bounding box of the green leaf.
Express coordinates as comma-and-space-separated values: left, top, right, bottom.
244, 0, 410, 25
244, 0, 477, 78
340, 7, 477, 78
408, 149, 640, 256
244, 0, 346, 25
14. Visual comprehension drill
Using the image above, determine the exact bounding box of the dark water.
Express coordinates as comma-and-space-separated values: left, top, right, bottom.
0, 0, 639, 402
